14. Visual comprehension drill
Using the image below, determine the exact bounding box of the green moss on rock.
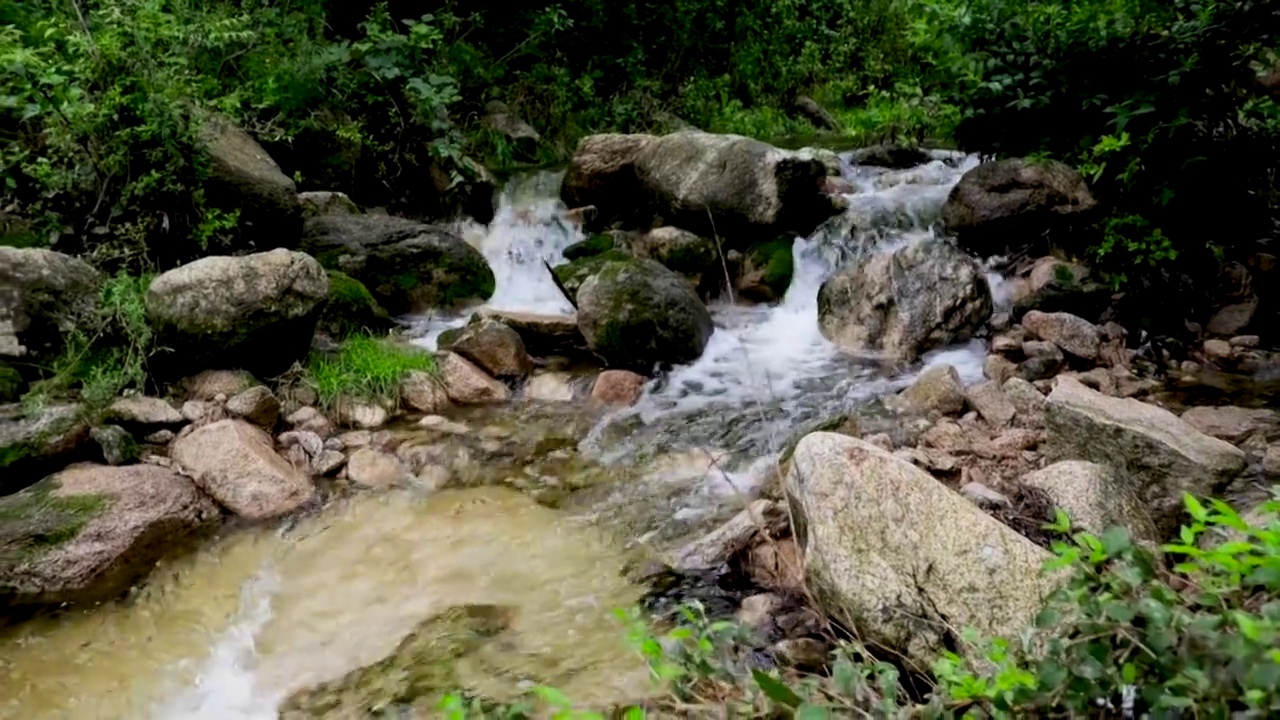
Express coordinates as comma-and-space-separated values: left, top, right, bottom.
0, 476, 107, 567
552, 250, 631, 300
317, 271, 394, 339
562, 233, 618, 261
751, 238, 795, 297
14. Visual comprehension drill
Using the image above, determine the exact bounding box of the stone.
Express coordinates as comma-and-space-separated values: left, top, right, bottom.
285, 406, 333, 437
737, 237, 795, 303
345, 447, 413, 489
991, 334, 1023, 355
795, 95, 841, 131
200, 115, 301, 249
143, 429, 175, 445
669, 500, 784, 571
315, 270, 393, 340
980, 428, 1042, 458
1018, 341, 1065, 380
1021, 310, 1099, 360
279, 430, 324, 459
297, 190, 359, 218
577, 258, 714, 372
630, 226, 719, 287
0, 464, 218, 607
984, 354, 1018, 385
183, 370, 259, 401
590, 369, 648, 407
418, 415, 472, 435
476, 309, 585, 358
225, 386, 281, 429
524, 372, 575, 402
849, 144, 931, 169
736, 593, 783, 631
941, 158, 1096, 258
170, 419, 316, 520
335, 400, 389, 429
1044, 377, 1246, 533
401, 370, 451, 414
102, 396, 184, 428
439, 317, 534, 378
818, 238, 992, 362
312, 450, 346, 477
180, 400, 222, 425
0, 403, 92, 494
1022, 461, 1159, 545
896, 364, 966, 415
745, 539, 804, 592
147, 249, 328, 377
560, 134, 656, 232
1002, 377, 1045, 415
786, 433, 1060, 666
1206, 301, 1257, 336
0, 247, 101, 371
483, 101, 540, 153
965, 381, 1016, 426
1265, 445, 1280, 478
960, 482, 1011, 508
1203, 338, 1234, 362
771, 638, 830, 670
299, 214, 494, 314
1179, 406, 1276, 444
438, 352, 510, 405
1230, 335, 1261, 348
90, 425, 138, 466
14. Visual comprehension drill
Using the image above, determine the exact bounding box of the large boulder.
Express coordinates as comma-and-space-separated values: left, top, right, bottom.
199, 115, 301, 250
315, 270, 393, 340
577, 259, 714, 373
942, 158, 1097, 258
170, 419, 316, 520
0, 464, 218, 608
817, 238, 992, 362
1044, 377, 1247, 534
560, 134, 657, 232
634, 131, 842, 245
786, 432, 1060, 666
300, 214, 494, 314
146, 249, 328, 377
0, 247, 101, 377
1, 403, 92, 495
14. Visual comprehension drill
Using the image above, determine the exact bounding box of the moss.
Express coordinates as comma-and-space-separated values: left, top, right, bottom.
562, 233, 617, 261
318, 270, 393, 339
552, 250, 630, 297
305, 335, 437, 411
749, 237, 796, 297
0, 476, 107, 566
653, 238, 717, 276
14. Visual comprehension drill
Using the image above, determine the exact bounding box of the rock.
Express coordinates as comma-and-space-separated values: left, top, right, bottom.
278, 430, 324, 459
335, 400, 389, 429
298, 190, 359, 218
224, 386, 281, 429
90, 425, 138, 466
1180, 406, 1276, 444
849, 144, 931, 169
633, 131, 841, 244
0, 247, 101, 372
960, 482, 1011, 508
1230, 335, 1261, 348
183, 370, 259, 401
1015, 257, 1110, 320
1003, 377, 1045, 415
315, 270, 393, 340
345, 447, 413, 489
170, 419, 315, 520
400, 370, 451, 414
590, 369, 648, 406
199, 115, 301, 249
1, 403, 92, 494
1265, 445, 1280, 478
669, 500, 785, 571
991, 334, 1023, 355
984, 354, 1018, 385
794, 95, 840, 131
1021, 310, 1100, 360
418, 415, 471, 435
941, 158, 1097, 258
0, 464, 218, 608
438, 317, 534, 378
965, 381, 1016, 426
483, 101, 540, 155
563, 232, 619, 261
525, 372, 575, 402
772, 638, 830, 670
312, 450, 346, 477
299, 214, 494, 314
1018, 341, 1065, 380
180, 400, 223, 425
736, 592, 783, 631
437, 352, 510, 404
560, 134, 656, 232
147, 249, 328, 377
144, 429, 175, 445
476, 308, 585, 357
1044, 377, 1247, 533
737, 237, 795, 302
1203, 339, 1234, 362
1207, 301, 1257, 336
552, 250, 632, 300
103, 396, 184, 428
818, 238, 992, 362
577, 259, 714, 372
896, 364, 966, 415
631, 226, 719, 288
285, 406, 333, 437
746, 539, 804, 592
1022, 461, 1159, 545
786, 433, 1059, 666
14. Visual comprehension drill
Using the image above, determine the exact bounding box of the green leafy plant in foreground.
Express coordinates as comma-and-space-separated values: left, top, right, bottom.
304, 335, 436, 411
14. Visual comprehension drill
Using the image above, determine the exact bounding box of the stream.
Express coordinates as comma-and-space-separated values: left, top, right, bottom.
0, 149, 993, 719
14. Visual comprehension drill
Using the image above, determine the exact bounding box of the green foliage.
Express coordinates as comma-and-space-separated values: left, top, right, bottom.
304, 335, 436, 411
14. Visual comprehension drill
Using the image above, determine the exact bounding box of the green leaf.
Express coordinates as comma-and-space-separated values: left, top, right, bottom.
1185, 494, 1208, 522
752, 669, 802, 708
533, 686, 572, 708
1100, 526, 1132, 556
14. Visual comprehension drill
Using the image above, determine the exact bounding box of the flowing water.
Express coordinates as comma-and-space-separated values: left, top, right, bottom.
0, 149, 991, 718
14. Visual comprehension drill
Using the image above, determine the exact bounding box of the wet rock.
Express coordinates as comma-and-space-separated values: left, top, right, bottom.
298, 190, 359, 218
183, 369, 259, 401
439, 317, 534, 378
346, 447, 413, 489
1, 403, 92, 494
312, 450, 346, 477
941, 158, 1096, 258
786, 433, 1059, 666
103, 396, 183, 428
1045, 377, 1246, 533
552, 250, 631, 300
438, 352, 510, 405
225, 386, 281, 429
0, 464, 218, 608
737, 237, 795, 303
1003, 377, 1045, 415
1180, 406, 1276, 444
200, 115, 301, 249
965, 380, 1016, 426
1207, 301, 1257, 336
147, 249, 328, 377
418, 415, 472, 435
525, 372, 575, 402
818, 238, 992, 362
299, 214, 494, 314
1023, 461, 1159, 545
591, 369, 648, 407
286, 406, 334, 437
170, 419, 315, 520
631, 226, 719, 288
0, 247, 101, 373
90, 425, 138, 466
315, 270, 393, 340
400, 370, 451, 414
669, 500, 785, 571
476, 308, 585, 358
895, 364, 965, 415
984, 354, 1017, 384
1021, 310, 1100, 360
1018, 341, 1065, 380
560, 134, 656, 232
849, 144, 931, 169
334, 400, 389, 429
578, 258, 714, 372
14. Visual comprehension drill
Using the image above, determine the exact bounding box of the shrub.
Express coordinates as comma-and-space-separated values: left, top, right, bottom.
304, 335, 436, 410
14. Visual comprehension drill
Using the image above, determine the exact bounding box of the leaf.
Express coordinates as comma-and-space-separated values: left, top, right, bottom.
1185, 494, 1208, 522
532, 685, 572, 708
796, 703, 830, 720
752, 669, 802, 708
1100, 526, 1133, 556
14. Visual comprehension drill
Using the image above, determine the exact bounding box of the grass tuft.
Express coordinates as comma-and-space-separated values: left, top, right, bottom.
305, 335, 437, 411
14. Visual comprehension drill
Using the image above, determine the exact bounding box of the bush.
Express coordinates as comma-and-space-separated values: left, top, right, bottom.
304, 335, 436, 410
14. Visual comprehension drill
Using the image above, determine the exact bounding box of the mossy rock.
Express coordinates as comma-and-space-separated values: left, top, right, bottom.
0, 476, 106, 570
632, 227, 718, 285
316, 271, 394, 339
277, 605, 515, 719
739, 237, 795, 302
551, 249, 631, 300
562, 233, 619, 261
0, 404, 92, 495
